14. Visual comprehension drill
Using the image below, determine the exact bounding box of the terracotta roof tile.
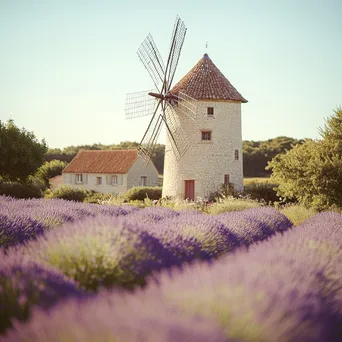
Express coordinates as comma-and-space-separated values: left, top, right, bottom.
62, 150, 138, 174
171, 53, 247, 102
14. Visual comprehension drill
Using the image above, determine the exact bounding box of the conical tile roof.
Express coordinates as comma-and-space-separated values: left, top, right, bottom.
170, 53, 247, 102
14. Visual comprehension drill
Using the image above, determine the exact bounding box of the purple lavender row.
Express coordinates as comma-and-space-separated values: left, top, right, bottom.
3, 292, 229, 342
12, 206, 292, 292
4, 213, 341, 341
0, 252, 86, 334
0, 196, 138, 248
137, 211, 342, 341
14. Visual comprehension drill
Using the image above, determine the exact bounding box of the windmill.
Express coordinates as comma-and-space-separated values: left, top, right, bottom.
125, 16, 197, 165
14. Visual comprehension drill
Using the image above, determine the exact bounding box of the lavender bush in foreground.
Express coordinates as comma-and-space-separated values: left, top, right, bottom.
0, 252, 84, 334
3, 292, 228, 342
139, 211, 342, 341
0, 196, 138, 248
0, 213, 45, 249
215, 207, 292, 246
17, 216, 176, 291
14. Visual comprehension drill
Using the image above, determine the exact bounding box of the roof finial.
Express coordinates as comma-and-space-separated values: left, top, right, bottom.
204, 42, 209, 59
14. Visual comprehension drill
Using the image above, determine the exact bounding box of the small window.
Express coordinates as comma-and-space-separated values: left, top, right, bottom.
112, 175, 118, 185
224, 174, 230, 185
96, 176, 102, 185
207, 107, 214, 116
76, 174, 83, 184
234, 149, 239, 161
201, 131, 212, 141
140, 176, 147, 186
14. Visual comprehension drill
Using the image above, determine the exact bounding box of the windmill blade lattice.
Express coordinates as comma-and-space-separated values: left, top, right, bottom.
138, 100, 164, 165
137, 34, 165, 93
165, 17, 187, 92
125, 90, 157, 119
164, 103, 191, 160
174, 91, 197, 121
126, 16, 195, 165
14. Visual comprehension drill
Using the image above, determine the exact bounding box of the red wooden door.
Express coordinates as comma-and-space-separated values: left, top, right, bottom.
184, 180, 195, 201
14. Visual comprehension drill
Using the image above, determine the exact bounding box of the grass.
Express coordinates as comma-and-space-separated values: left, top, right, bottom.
279, 204, 316, 226
243, 177, 273, 186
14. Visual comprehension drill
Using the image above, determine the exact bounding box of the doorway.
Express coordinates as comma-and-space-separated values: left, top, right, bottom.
184, 180, 195, 200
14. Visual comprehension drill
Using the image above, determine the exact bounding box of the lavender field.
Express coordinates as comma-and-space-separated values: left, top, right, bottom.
1, 195, 341, 341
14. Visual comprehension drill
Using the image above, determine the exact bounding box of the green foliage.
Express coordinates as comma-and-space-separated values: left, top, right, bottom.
0, 119, 48, 182
124, 186, 162, 201
279, 204, 316, 226
49, 186, 88, 202
83, 192, 112, 204
207, 198, 261, 214
0, 182, 43, 199
207, 183, 238, 203
34, 160, 67, 188
243, 181, 280, 204
243, 136, 304, 177
267, 107, 342, 211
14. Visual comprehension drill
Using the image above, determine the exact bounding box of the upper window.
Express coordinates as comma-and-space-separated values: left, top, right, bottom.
112, 175, 118, 185
201, 130, 212, 141
140, 176, 147, 186
234, 149, 239, 161
76, 174, 83, 184
207, 107, 214, 116
96, 176, 102, 185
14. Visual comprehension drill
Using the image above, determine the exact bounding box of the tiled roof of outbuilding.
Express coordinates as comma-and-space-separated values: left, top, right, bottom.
62, 150, 138, 174
170, 53, 247, 103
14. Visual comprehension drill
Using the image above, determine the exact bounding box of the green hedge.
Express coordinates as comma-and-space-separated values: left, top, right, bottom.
124, 186, 162, 201
50, 185, 88, 202
243, 181, 280, 204
0, 182, 43, 199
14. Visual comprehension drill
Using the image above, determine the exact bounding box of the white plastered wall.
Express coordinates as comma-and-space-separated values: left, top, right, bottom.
62, 173, 128, 194
162, 100, 244, 199
62, 157, 159, 195
127, 158, 159, 188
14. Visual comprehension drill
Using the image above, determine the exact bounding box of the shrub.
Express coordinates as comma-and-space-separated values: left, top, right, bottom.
83, 191, 112, 204
243, 181, 280, 204
34, 160, 67, 188
50, 185, 88, 202
0, 182, 43, 199
280, 204, 316, 226
124, 186, 162, 201
207, 197, 261, 214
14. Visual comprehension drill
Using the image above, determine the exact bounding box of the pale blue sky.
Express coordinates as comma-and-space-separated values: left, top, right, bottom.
1, 0, 341, 148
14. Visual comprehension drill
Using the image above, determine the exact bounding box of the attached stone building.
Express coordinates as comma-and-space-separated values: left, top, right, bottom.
62, 149, 159, 194
163, 53, 247, 200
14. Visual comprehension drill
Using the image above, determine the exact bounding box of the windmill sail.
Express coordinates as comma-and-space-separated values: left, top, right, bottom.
138, 100, 164, 165
174, 91, 197, 121
125, 16, 196, 165
165, 17, 187, 92
125, 90, 157, 119
164, 103, 191, 160
137, 34, 165, 93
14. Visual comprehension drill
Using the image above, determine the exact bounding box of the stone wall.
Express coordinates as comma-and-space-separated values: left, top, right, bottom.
163, 100, 244, 199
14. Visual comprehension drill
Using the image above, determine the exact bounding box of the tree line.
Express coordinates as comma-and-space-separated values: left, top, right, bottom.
45, 137, 303, 177
2, 107, 342, 211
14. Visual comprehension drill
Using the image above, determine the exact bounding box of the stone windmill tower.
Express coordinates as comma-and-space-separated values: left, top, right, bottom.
125, 17, 247, 200
163, 53, 248, 200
